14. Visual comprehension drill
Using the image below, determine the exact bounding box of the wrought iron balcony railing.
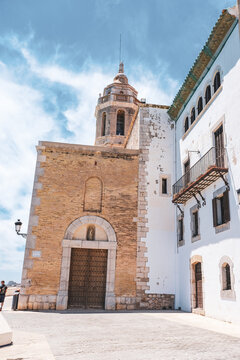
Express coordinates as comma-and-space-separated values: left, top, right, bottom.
172, 147, 228, 204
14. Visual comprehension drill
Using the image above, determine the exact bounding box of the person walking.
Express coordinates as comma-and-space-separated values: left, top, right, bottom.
0, 280, 7, 311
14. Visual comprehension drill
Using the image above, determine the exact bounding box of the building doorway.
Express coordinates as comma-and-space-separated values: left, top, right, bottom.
56, 215, 117, 311
68, 248, 108, 309
194, 262, 203, 309
214, 125, 224, 167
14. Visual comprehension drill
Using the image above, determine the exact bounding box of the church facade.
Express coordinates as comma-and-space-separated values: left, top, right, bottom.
19, 4, 240, 324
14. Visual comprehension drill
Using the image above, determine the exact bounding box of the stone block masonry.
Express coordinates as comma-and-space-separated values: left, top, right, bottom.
142, 294, 175, 310
18, 141, 139, 310
115, 294, 175, 310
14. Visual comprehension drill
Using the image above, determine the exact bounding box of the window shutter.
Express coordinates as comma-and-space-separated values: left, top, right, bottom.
181, 219, 184, 241
177, 220, 180, 241
223, 190, 230, 223
212, 197, 217, 227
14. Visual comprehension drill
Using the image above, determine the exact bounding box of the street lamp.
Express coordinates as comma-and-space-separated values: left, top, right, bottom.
14, 219, 27, 239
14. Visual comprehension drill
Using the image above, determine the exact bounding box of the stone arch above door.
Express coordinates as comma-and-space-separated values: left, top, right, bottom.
64, 215, 116, 242
56, 215, 117, 311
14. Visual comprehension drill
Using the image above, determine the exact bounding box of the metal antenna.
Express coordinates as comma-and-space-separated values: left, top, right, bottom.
119, 34, 122, 63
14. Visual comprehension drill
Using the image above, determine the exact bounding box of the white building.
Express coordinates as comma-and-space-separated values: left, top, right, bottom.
126, 3, 240, 323
171, 5, 240, 323
19, 2, 240, 323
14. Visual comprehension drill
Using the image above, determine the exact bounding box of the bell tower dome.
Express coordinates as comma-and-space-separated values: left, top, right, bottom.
95, 63, 139, 147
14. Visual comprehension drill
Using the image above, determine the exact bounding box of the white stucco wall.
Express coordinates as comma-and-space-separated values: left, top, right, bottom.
175, 24, 240, 323
139, 106, 176, 295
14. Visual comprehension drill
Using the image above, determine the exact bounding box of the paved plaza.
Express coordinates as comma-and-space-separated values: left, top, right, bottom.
1, 297, 240, 360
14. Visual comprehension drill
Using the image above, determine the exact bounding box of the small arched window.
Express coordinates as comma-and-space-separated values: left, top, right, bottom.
222, 263, 231, 290
190, 107, 196, 124
101, 112, 106, 136
205, 85, 211, 104
197, 97, 203, 115
116, 110, 125, 135
214, 71, 221, 93
184, 117, 189, 133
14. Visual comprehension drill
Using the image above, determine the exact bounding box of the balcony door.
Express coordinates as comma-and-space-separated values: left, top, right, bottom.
214, 125, 224, 167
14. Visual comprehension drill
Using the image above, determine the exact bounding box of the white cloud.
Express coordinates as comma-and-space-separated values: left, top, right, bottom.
0, 35, 178, 282
0, 72, 55, 281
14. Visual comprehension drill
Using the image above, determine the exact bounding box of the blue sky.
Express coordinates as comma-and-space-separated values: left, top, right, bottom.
0, 0, 235, 283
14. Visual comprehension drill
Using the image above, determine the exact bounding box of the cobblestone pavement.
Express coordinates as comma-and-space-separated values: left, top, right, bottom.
2, 299, 240, 360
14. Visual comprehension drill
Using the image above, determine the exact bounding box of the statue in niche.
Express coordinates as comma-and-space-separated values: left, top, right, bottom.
86, 225, 95, 241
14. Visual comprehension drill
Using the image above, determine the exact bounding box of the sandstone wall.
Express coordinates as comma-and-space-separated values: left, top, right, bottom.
19, 142, 139, 310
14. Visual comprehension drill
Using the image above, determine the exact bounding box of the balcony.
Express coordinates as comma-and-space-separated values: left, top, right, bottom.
172, 147, 228, 204
98, 95, 110, 104
98, 94, 139, 105
115, 94, 129, 102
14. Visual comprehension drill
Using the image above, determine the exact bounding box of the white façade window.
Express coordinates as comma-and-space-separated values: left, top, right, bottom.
177, 216, 184, 246
197, 97, 203, 115
219, 256, 235, 300
184, 116, 189, 133
213, 71, 221, 93
159, 175, 171, 197
205, 85, 211, 104
190, 204, 200, 242
212, 188, 230, 232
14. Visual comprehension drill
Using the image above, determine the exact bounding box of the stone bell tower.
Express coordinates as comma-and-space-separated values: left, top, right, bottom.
95, 62, 139, 147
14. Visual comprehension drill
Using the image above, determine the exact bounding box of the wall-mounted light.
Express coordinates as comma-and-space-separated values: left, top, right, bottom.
14, 219, 27, 239
188, 150, 200, 157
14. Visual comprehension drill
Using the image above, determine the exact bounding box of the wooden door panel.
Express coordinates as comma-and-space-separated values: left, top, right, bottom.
196, 280, 203, 308
88, 249, 108, 308
68, 248, 107, 309
68, 248, 88, 307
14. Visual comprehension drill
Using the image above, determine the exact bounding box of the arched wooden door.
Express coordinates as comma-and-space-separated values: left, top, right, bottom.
68, 248, 108, 309
195, 262, 203, 308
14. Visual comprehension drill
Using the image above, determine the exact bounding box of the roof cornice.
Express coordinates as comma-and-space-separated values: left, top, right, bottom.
168, 9, 237, 121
